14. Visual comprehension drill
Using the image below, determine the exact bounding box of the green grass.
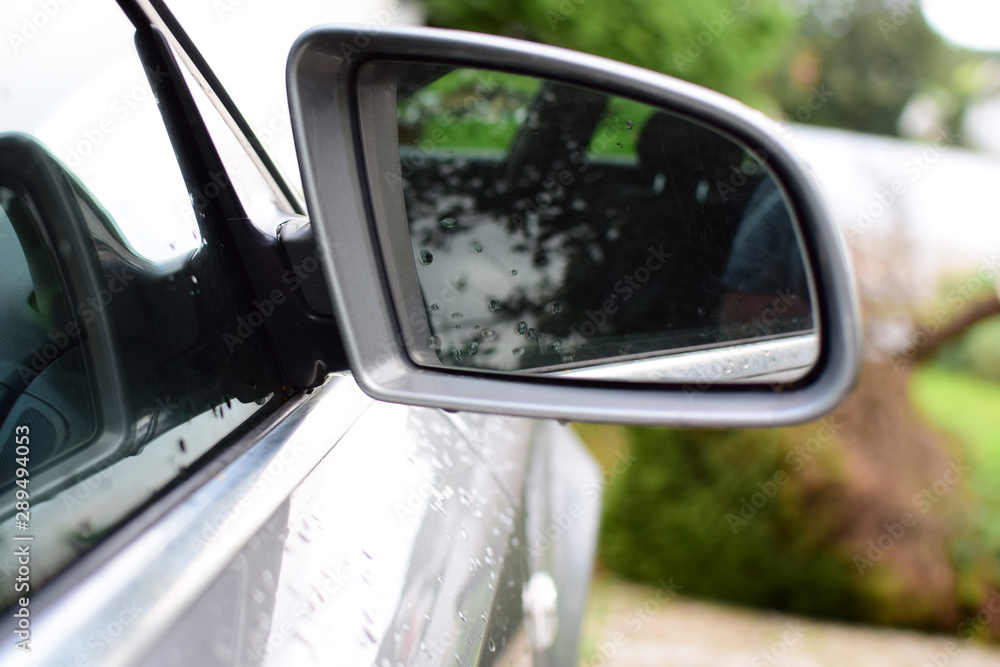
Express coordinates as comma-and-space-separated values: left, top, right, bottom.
911, 364, 1000, 477
912, 363, 1000, 588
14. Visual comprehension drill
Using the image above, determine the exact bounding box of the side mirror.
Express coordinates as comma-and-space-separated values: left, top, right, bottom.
288, 27, 861, 427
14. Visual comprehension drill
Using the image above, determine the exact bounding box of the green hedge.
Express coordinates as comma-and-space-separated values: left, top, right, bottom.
599, 426, 867, 619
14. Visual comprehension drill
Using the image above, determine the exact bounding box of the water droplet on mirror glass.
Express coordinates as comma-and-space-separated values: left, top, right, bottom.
510, 269, 518, 276
428, 336, 442, 350
451, 348, 464, 362
515, 321, 527, 335
616, 142, 623, 148
468, 341, 479, 355
419, 249, 433, 265
471, 241, 483, 253
489, 299, 502, 312
549, 302, 562, 314
489, 639, 496, 652
626, 120, 633, 129
512, 348, 524, 357
452, 312, 463, 320
430, 303, 440, 311
440, 217, 457, 229
482, 329, 496, 341
526, 328, 536, 340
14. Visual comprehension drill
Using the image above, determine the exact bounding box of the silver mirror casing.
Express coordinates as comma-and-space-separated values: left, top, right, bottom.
287, 25, 861, 427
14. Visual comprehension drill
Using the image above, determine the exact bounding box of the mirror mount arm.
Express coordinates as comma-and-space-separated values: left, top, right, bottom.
134, 25, 348, 392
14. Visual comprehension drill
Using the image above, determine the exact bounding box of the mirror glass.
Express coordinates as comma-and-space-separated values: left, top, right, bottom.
359, 63, 819, 384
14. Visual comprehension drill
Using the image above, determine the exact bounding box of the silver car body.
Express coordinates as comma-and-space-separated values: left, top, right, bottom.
3, 374, 600, 666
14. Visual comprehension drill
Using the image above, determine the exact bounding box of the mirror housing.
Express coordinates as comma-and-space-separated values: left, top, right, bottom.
287, 26, 861, 427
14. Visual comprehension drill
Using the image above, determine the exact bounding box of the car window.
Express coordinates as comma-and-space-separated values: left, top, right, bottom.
174, 58, 291, 233
166, 0, 422, 203
0, 0, 281, 610
1, 8, 201, 262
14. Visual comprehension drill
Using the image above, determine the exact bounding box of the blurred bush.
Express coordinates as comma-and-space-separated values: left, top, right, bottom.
420, 0, 983, 136
590, 362, 1000, 636
598, 426, 863, 618
768, 0, 980, 139
934, 317, 1000, 383
420, 0, 796, 108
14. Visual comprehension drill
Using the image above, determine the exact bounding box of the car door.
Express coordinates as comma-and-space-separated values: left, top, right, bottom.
0, 2, 601, 666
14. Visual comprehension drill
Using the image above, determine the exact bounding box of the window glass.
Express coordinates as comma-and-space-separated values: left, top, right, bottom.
176, 58, 289, 233
388, 65, 816, 377
166, 0, 423, 202
0, 0, 279, 612
2, 2, 199, 262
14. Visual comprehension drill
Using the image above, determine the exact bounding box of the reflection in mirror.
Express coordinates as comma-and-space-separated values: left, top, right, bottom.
360, 63, 818, 383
